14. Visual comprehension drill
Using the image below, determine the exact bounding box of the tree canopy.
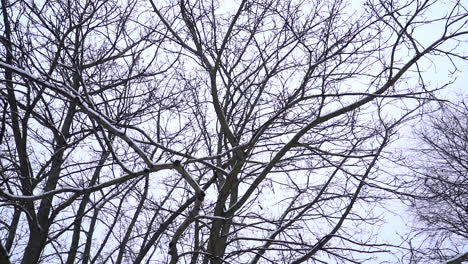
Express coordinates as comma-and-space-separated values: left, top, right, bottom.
0, 0, 467, 263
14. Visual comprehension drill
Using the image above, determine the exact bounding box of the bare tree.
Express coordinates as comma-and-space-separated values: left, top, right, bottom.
401, 99, 468, 264
0, 0, 467, 263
